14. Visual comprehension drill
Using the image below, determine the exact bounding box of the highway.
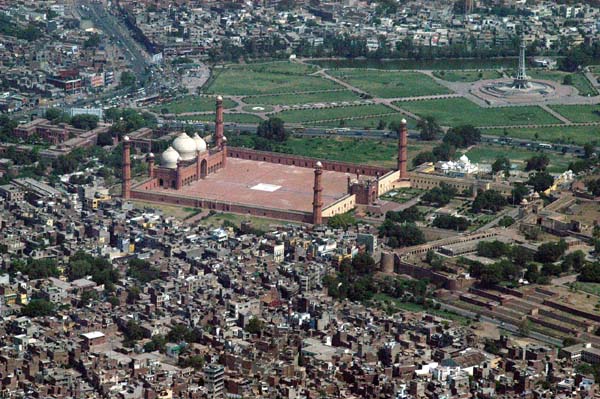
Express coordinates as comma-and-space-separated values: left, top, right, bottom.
78, 0, 149, 77
160, 119, 591, 156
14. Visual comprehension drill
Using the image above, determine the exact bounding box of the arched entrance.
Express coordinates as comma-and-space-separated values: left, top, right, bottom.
200, 159, 208, 178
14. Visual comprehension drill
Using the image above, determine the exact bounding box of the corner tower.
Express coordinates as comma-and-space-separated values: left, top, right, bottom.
215, 95, 224, 148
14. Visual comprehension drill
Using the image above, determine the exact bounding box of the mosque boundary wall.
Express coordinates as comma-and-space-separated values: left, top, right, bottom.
227, 147, 392, 177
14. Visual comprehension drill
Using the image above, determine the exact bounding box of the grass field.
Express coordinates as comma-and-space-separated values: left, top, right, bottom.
549, 104, 600, 123
175, 113, 264, 124
204, 68, 341, 96
241, 105, 274, 113
399, 97, 562, 127
527, 69, 598, 96
228, 134, 435, 168
273, 104, 396, 123
570, 282, 600, 297
433, 70, 502, 82
463, 144, 574, 174
234, 61, 318, 75
152, 96, 237, 114
305, 114, 417, 129
329, 69, 452, 98
197, 212, 300, 231
373, 293, 470, 324
482, 125, 600, 145
243, 90, 362, 106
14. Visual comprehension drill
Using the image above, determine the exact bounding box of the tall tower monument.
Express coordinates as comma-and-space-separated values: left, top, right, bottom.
397, 119, 408, 180
312, 161, 323, 225
122, 136, 131, 199
512, 36, 530, 89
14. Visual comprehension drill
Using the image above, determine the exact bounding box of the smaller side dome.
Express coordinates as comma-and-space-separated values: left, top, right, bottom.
193, 133, 207, 153
161, 146, 179, 169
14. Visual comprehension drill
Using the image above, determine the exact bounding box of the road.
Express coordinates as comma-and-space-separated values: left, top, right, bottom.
160, 119, 592, 155
78, 0, 149, 77
437, 302, 563, 346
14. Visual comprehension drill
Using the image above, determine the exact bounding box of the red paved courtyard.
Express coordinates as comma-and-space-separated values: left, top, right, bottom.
150, 158, 351, 212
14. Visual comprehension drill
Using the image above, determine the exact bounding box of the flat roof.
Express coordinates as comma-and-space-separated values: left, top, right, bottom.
81, 331, 105, 340
146, 158, 352, 213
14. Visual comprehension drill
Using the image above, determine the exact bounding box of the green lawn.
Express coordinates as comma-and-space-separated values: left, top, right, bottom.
204, 68, 342, 96
305, 114, 417, 129
329, 69, 452, 98
528, 69, 598, 96
548, 104, 600, 123
273, 104, 396, 123
241, 105, 274, 113
234, 61, 318, 75
464, 144, 574, 174
373, 293, 471, 324
175, 113, 264, 124
433, 70, 502, 82
482, 125, 600, 146
227, 134, 434, 168
399, 97, 562, 127
151, 96, 237, 114
243, 90, 362, 106
570, 282, 600, 297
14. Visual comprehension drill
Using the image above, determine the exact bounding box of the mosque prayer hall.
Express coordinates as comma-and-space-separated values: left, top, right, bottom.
122, 97, 410, 224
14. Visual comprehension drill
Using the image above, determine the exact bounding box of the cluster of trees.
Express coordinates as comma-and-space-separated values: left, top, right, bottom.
323, 253, 377, 302
9, 258, 59, 279
525, 155, 550, 172
127, 258, 161, 284
421, 183, 457, 206
492, 156, 511, 175
327, 212, 356, 230
413, 124, 481, 167
472, 189, 507, 213
469, 259, 522, 287
21, 299, 56, 318
45, 109, 99, 131
66, 251, 120, 289
106, 108, 157, 138
120, 71, 137, 89
586, 178, 600, 197
527, 171, 554, 193
379, 219, 426, 248
433, 214, 470, 231
385, 205, 422, 224
0, 13, 41, 41
257, 117, 288, 142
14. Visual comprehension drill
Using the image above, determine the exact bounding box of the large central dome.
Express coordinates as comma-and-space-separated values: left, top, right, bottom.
172, 132, 197, 161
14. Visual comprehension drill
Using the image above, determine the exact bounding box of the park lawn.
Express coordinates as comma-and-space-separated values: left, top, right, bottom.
241, 105, 274, 113
373, 293, 471, 324
463, 144, 573, 174
130, 201, 198, 219
204, 68, 341, 96
329, 69, 452, 98
175, 113, 264, 124
243, 90, 362, 106
528, 69, 598, 96
398, 97, 562, 127
570, 282, 600, 297
273, 104, 396, 123
152, 95, 237, 114
228, 134, 434, 168
305, 114, 417, 129
481, 125, 600, 146
433, 70, 502, 82
548, 104, 600, 123
232, 61, 317, 75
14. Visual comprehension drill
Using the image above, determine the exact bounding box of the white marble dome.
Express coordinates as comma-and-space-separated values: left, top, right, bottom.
193, 133, 207, 153
172, 132, 197, 161
161, 146, 179, 169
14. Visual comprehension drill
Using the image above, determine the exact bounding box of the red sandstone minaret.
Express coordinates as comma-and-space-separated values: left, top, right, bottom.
122, 135, 131, 199
222, 136, 228, 168
312, 161, 323, 225
176, 159, 182, 190
398, 118, 408, 180
215, 95, 224, 148
147, 152, 155, 178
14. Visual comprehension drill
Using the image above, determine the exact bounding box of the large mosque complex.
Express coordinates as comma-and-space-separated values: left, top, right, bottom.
122, 97, 411, 224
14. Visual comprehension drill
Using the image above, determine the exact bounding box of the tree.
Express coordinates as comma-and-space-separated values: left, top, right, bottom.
84, 33, 101, 48
527, 171, 554, 193
518, 319, 531, 336
524, 263, 540, 284
443, 125, 481, 148
472, 190, 507, 213
583, 143, 595, 159
535, 240, 567, 264
21, 299, 55, 317
510, 183, 529, 205
245, 317, 264, 334
80, 290, 99, 307
417, 116, 442, 141
97, 132, 113, 146
525, 155, 550, 172
492, 156, 511, 174
379, 222, 426, 248
257, 117, 288, 142
327, 212, 356, 230
412, 151, 437, 167
561, 250, 586, 273
421, 183, 457, 206
562, 74, 574, 85
127, 258, 160, 284
385, 206, 422, 224
45, 108, 70, 124
499, 216, 515, 227
580, 262, 600, 283
120, 71, 137, 89
432, 143, 455, 161
351, 253, 376, 275
587, 178, 600, 197
122, 320, 145, 343
432, 214, 470, 231
71, 114, 98, 130
477, 240, 511, 258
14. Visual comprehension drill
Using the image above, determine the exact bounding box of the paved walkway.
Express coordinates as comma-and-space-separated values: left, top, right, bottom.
539, 104, 572, 124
